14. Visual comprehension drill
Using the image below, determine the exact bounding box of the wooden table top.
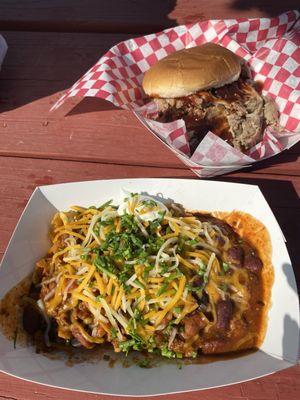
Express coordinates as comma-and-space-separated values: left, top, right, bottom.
0, 1, 299, 399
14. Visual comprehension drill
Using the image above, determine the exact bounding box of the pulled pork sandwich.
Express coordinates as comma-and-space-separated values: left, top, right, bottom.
142, 43, 279, 153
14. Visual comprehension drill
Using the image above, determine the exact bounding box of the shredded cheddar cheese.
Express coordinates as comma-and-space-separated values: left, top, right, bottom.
35, 193, 258, 360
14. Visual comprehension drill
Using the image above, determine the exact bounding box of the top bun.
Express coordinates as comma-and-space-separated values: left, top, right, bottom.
142, 43, 242, 98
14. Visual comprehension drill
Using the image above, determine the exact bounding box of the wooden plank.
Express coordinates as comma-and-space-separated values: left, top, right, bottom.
0, 30, 185, 168
0, 155, 192, 255
0, 30, 298, 171
0, 31, 134, 109
1, 102, 299, 172
170, 0, 300, 26
0, 156, 299, 284
0, 0, 299, 33
0, 365, 299, 400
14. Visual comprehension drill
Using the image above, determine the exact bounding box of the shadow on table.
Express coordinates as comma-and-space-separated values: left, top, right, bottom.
244, 143, 300, 172
66, 97, 121, 116
0, 0, 298, 115
0, 0, 178, 34
0, 0, 177, 113
230, 0, 300, 17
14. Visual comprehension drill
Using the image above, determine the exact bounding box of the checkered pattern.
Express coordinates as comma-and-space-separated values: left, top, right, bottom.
52, 11, 300, 178
190, 132, 254, 166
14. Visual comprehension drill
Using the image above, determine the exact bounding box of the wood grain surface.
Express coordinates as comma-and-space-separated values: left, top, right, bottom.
0, 0, 299, 33
0, 1, 299, 399
0, 364, 299, 400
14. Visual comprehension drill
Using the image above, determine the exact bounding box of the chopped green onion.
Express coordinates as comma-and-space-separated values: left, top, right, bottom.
173, 306, 181, 314
166, 270, 183, 282
161, 345, 176, 359
222, 262, 230, 272
13, 328, 18, 349
156, 282, 168, 296
110, 327, 117, 339
157, 210, 166, 222
219, 283, 228, 292
134, 279, 145, 290
177, 361, 183, 369
198, 260, 206, 271
138, 359, 151, 368
98, 199, 113, 210
141, 199, 157, 207
94, 261, 116, 279
188, 239, 198, 246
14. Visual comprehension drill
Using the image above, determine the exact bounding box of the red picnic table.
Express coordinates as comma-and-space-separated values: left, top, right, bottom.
0, 1, 299, 399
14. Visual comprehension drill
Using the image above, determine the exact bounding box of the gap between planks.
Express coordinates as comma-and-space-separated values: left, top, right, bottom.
0, 152, 299, 178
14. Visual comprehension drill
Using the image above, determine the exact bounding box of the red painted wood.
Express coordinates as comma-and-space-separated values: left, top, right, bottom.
0, 2, 299, 399
0, 156, 191, 255
0, 0, 299, 33
0, 365, 299, 400
0, 32, 299, 171
1, 97, 299, 170
0, 156, 299, 283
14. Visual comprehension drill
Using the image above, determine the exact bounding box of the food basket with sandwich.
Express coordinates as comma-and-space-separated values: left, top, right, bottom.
53, 11, 300, 177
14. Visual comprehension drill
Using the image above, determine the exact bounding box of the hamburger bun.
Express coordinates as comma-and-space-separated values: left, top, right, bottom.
142, 43, 242, 98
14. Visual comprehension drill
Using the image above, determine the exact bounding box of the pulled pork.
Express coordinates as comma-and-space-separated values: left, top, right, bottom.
153, 78, 279, 153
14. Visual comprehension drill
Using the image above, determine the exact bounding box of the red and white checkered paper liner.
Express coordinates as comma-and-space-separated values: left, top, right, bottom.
53, 11, 300, 178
